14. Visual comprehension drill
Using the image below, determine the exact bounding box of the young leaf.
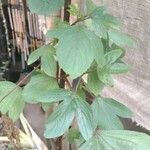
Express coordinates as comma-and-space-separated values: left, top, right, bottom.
93, 38, 105, 66
67, 128, 81, 144
104, 49, 123, 65
47, 26, 103, 78
68, 4, 80, 17
28, 45, 57, 77
109, 29, 135, 47
75, 98, 95, 140
22, 73, 60, 103
92, 97, 133, 130
97, 70, 114, 86
107, 63, 130, 74
79, 130, 150, 150
28, 0, 65, 15
0, 81, 25, 121
86, 0, 97, 13
92, 97, 124, 130
86, 6, 120, 39
85, 19, 107, 39
87, 71, 104, 95
44, 99, 75, 138
101, 98, 133, 118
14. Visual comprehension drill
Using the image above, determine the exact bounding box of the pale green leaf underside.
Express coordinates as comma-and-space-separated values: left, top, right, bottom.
28, 0, 65, 15
0, 81, 25, 121
79, 130, 150, 150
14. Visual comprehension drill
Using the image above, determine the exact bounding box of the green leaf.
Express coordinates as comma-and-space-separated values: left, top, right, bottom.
79, 130, 150, 150
93, 38, 105, 66
22, 73, 61, 103
90, 6, 107, 18
86, 6, 120, 39
44, 99, 75, 138
68, 4, 80, 17
47, 26, 104, 78
67, 128, 81, 144
28, 45, 57, 77
87, 71, 104, 95
104, 49, 123, 65
0, 81, 25, 121
90, 6, 120, 29
77, 88, 86, 100
85, 19, 107, 39
97, 70, 114, 86
92, 97, 124, 130
54, 19, 70, 29
107, 63, 130, 74
109, 29, 135, 47
28, 0, 65, 15
86, 0, 97, 13
101, 98, 133, 118
75, 98, 95, 140
38, 89, 71, 103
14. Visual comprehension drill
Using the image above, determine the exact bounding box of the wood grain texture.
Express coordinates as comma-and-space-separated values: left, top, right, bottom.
94, 0, 150, 130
